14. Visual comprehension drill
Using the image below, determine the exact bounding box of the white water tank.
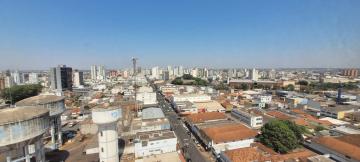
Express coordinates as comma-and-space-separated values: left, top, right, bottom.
92, 107, 121, 162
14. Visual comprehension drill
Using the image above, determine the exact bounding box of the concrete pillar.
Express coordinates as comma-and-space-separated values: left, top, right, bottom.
50, 123, 56, 149
35, 139, 45, 162
57, 117, 62, 147
24, 145, 30, 162
6, 155, 11, 162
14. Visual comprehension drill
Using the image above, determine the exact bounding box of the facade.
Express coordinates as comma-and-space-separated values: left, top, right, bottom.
49, 65, 73, 91
250, 68, 258, 81
134, 130, 177, 158
174, 101, 197, 115
304, 135, 360, 162
73, 70, 84, 87
231, 109, 263, 128
0, 77, 5, 90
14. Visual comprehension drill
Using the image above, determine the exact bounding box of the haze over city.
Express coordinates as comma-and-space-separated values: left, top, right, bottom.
1, 0, 360, 69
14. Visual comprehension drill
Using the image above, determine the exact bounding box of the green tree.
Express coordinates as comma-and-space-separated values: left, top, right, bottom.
1, 84, 43, 104
171, 77, 183, 85
240, 83, 249, 90
286, 84, 295, 91
258, 120, 304, 153
314, 125, 326, 132
298, 80, 309, 86
182, 74, 193, 80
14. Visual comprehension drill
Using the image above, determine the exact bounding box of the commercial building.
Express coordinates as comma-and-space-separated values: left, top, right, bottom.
220, 143, 316, 162
0, 106, 49, 162
304, 134, 360, 162
171, 94, 211, 103
201, 123, 258, 155
134, 130, 177, 158
139, 107, 170, 132
49, 65, 73, 91
136, 92, 157, 106
231, 109, 263, 128
193, 100, 226, 112
320, 105, 356, 119
173, 101, 197, 115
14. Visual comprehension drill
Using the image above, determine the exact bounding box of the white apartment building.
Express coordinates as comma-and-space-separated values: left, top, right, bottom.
231, 109, 263, 128
134, 130, 177, 158
28, 73, 39, 84
73, 71, 84, 87
90, 65, 106, 81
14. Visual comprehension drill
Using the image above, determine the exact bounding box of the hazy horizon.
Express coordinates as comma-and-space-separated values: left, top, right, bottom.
1, 0, 360, 70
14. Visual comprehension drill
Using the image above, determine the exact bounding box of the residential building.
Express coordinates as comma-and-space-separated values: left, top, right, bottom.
250, 68, 258, 81
90, 65, 106, 81
28, 73, 39, 84
11, 70, 22, 85
73, 70, 84, 87
139, 108, 170, 132
49, 65, 73, 91
231, 109, 263, 128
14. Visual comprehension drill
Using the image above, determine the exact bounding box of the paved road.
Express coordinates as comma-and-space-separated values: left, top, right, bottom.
155, 90, 208, 162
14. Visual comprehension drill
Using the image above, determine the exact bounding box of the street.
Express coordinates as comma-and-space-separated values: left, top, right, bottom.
155, 89, 208, 162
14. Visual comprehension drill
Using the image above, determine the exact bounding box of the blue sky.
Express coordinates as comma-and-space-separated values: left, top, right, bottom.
0, 0, 359, 70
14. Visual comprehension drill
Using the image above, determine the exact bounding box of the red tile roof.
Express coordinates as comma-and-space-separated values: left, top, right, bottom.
202, 123, 258, 143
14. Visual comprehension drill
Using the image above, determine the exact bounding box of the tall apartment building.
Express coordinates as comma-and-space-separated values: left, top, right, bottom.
11, 70, 22, 85
73, 70, 84, 87
250, 68, 258, 81
0, 77, 5, 90
343, 69, 358, 78
90, 65, 106, 81
49, 65, 73, 91
28, 73, 39, 84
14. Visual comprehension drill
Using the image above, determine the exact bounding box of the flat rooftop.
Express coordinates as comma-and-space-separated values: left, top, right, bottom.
0, 106, 49, 124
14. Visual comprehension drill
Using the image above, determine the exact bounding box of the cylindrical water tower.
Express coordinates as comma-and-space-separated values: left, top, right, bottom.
16, 95, 66, 150
0, 106, 49, 162
92, 106, 122, 162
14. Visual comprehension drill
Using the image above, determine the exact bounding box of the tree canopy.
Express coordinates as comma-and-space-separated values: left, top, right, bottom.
1, 84, 43, 104
171, 74, 208, 86
257, 120, 307, 153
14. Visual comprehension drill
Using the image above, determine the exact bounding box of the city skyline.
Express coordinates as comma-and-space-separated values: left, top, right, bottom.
1, 0, 360, 70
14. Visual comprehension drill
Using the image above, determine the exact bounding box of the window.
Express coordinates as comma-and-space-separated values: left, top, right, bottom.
101, 148, 104, 152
